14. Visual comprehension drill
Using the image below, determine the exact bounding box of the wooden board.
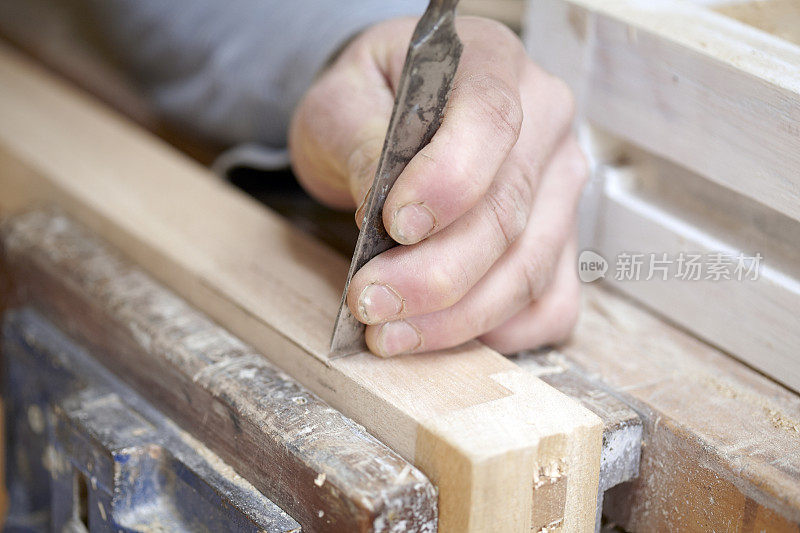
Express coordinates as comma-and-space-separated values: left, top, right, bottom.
524, 0, 800, 393
2, 209, 437, 532
714, 0, 800, 46
556, 285, 800, 531
518, 352, 643, 529
0, 44, 603, 532
595, 156, 800, 394
459, 0, 527, 32
526, 0, 800, 223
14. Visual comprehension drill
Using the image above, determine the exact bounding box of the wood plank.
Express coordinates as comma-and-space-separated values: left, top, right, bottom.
520, 353, 642, 492
713, 0, 800, 46
525, 0, 800, 393
517, 352, 643, 529
559, 284, 800, 531
0, 44, 602, 532
525, 0, 800, 223
459, 0, 527, 32
2, 209, 437, 532
595, 159, 800, 393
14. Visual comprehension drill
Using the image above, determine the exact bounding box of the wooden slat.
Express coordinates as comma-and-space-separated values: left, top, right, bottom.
525, 0, 800, 393
0, 44, 602, 532
714, 0, 800, 46
459, 0, 526, 32
526, 0, 800, 223
595, 160, 800, 393
562, 285, 800, 531
516, 352, 643, 529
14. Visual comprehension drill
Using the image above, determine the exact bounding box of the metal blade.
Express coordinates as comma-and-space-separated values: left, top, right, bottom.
330, 0, 463, 358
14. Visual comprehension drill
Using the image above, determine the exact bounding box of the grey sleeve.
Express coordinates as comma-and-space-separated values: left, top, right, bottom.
82, 0, 428, 170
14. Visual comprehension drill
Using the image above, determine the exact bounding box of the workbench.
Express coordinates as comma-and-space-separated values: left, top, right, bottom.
1, 0, 799, 531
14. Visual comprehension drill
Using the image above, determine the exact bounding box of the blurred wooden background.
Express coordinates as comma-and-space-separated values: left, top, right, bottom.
460, 0, 526, 32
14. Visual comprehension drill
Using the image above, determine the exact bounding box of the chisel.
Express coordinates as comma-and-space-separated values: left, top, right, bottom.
330, 0, 463, 357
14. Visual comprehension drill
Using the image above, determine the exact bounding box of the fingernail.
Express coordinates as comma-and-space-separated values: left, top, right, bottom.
377, 320, 422, 357
358, 284, 404, 324
391, 203, 436, 245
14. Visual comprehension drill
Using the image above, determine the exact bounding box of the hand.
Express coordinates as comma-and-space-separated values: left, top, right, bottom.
290, 16, 589, 357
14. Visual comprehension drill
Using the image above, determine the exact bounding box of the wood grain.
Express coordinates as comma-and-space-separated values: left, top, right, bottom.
459, 0, 526, 32
0, 44, 602, 532
595, 157, 800, 393
527, 0, 800, 222
563, 285, 800, 531
715, 0, 800, 46
525, 0, 800, 393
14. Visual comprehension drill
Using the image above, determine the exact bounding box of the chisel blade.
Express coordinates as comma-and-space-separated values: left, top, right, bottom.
329, 0, 463, 358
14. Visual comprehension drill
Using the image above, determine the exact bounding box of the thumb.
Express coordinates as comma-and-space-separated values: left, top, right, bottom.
289, 51, 394, 211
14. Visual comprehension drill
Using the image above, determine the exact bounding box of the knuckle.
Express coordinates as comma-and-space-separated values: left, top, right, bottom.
443, 150, 484, 199
484, 173, 532, 249
413, 147, 485, 207
519, 247, 556, 302
460, 74, 523, 144
346, 136, 383, 190
427, 260, 471, 308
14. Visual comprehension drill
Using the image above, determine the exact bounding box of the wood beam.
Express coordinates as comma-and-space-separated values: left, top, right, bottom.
0, 44, 602, 532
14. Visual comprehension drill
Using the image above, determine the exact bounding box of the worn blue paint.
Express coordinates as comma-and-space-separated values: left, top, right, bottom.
3, 308, 301, 533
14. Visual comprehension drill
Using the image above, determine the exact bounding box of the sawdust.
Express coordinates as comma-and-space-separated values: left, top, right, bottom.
699, 375, 800, 433
533, 460, 565, 489
535, 518, 565, 533
766, 408, 800, 433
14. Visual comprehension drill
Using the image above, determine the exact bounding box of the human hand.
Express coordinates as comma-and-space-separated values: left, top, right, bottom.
289, 16, 588, 357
